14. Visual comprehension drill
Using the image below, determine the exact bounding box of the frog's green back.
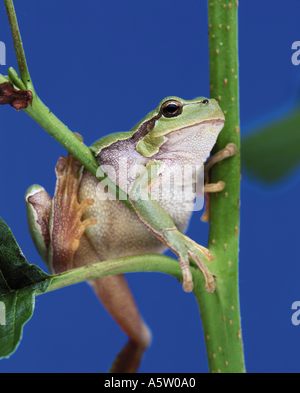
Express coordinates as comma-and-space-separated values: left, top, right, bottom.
89, 98, 163, 155
90, 131, 135, 154
89, 107, 158, 154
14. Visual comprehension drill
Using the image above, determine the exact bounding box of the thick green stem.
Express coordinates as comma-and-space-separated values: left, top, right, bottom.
193, 0, 245, 373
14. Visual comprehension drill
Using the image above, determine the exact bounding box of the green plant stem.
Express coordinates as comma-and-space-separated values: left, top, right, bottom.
2, 0, 133, 211
42, 254, 184, 294
24, 97, 133, 210
25, 97, 99, 173
2, 0, 245, 372
24, 95, 133, 210
4, 0, 33, 91
193, 0, 245, 373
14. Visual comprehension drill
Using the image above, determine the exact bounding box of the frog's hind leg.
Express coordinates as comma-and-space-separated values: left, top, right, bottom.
74, 235, 151, 372
88, 274, 151, 373
53, 151, 151, 373
201, 143, 238, 222
75, 233, 151, 372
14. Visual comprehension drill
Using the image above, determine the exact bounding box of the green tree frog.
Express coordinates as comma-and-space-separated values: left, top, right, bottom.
25, 96, 236, 372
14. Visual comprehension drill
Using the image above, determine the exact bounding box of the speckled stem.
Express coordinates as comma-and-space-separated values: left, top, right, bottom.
192, 0, 245, 373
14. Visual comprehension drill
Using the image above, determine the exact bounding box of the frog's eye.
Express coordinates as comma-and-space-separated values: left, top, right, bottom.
201, 99, 209, 104
160, 100, 183, 118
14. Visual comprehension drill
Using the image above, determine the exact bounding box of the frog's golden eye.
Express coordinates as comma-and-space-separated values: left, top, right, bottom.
160, 100, 183, 118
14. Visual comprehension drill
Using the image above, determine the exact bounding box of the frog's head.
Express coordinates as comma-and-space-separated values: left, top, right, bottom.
91, 96, 225, 161
133, 96, 225, 158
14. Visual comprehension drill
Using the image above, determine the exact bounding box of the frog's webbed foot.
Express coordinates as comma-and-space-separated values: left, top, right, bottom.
201, 143, 238, 222
51, 154, 97, 273
129, 161, 216, 293
162, 228, 216, 293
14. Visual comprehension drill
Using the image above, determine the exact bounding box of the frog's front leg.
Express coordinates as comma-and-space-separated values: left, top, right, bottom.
129, 162, 216, 293
201, 143, 238, 222
50, 154, 98, 273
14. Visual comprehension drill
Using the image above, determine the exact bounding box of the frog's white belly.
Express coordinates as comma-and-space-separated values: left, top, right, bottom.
73, 169, 193, 265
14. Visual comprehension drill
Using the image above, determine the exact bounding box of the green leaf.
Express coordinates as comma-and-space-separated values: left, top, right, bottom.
0, 216, 50, 359
242, 104, 300, 183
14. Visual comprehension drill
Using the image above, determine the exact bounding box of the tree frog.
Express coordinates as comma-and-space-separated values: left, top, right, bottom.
25, 96, 236, 372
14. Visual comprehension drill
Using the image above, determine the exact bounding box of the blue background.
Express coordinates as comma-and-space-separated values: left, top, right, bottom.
1, 0, 300, 373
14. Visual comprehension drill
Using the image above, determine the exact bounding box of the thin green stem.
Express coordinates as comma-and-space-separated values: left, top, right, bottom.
42, 254, 183, 294
8, 67, 26, 90
192, 0, 245, 373
1, 0, 133, 211
24, 96, 99, 177
23, 96, 133, 211
4, 0, 33, 91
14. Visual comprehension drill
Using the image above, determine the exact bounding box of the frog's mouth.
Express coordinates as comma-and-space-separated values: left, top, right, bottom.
153, 118, 225, 163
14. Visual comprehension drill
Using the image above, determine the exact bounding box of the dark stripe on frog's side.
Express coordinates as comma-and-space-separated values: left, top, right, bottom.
130, 112, 162, 143
98, 113, 162, 160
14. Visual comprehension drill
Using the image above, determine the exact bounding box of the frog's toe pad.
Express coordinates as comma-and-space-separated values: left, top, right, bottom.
204, 181, 226, 193
205, 276, 216, 293
179, 262, 194, 292
188, 249, 216, 294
